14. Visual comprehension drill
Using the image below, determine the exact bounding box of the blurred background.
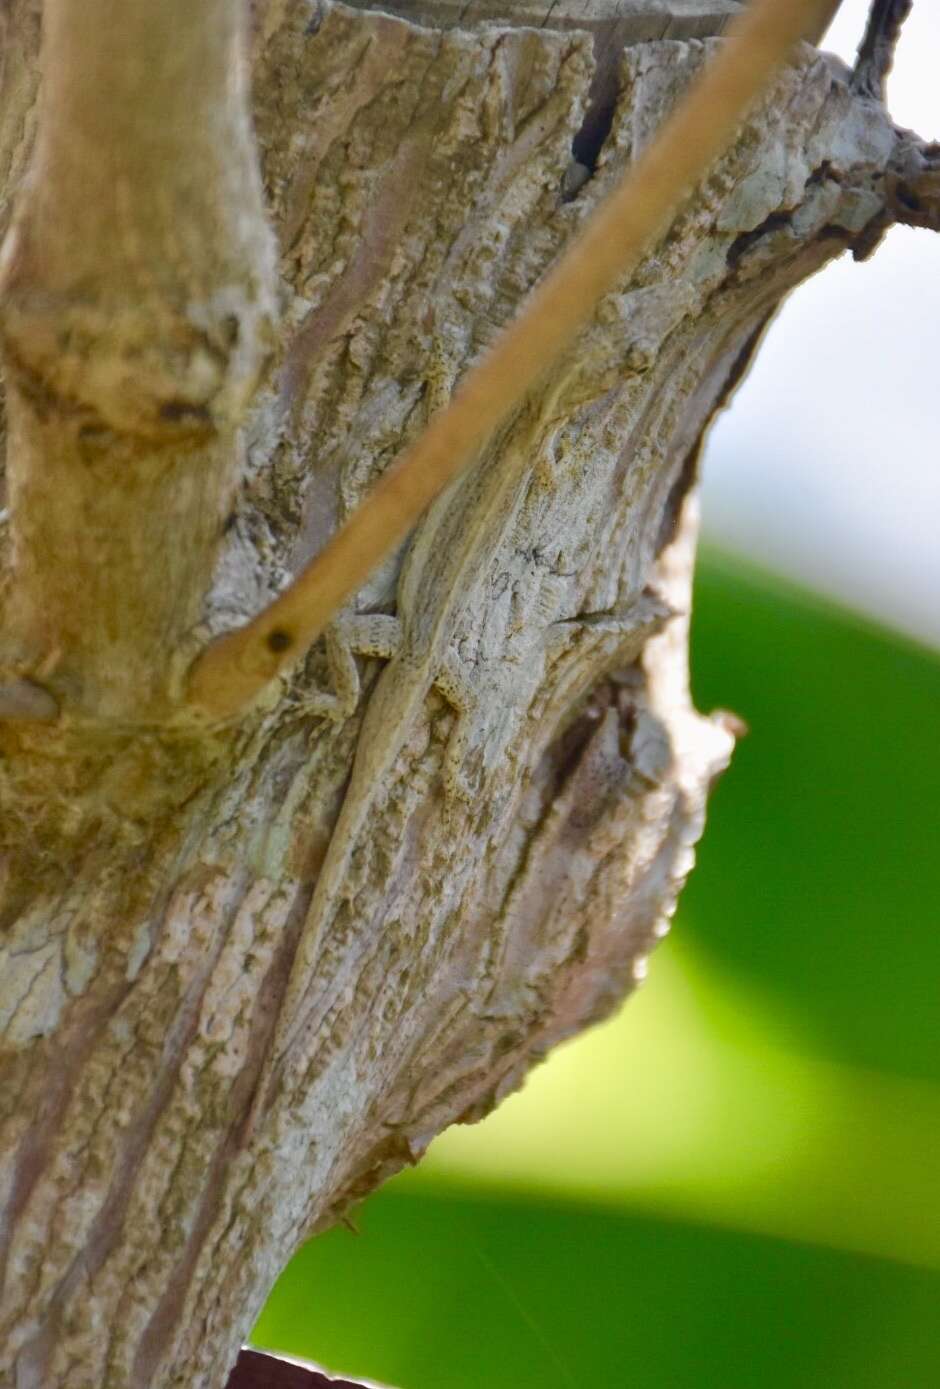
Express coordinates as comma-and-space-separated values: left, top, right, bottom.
252, 4, 940, 1384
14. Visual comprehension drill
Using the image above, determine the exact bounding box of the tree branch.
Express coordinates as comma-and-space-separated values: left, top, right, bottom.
851, 0, 913, 100
0, 0, 277, 718
186, 0, 840, 722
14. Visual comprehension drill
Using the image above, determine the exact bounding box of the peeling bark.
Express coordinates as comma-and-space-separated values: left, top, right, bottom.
0, 2, 932, 1386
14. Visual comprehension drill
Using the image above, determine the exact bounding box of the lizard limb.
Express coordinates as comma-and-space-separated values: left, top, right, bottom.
544, 590, 673, 661
296, 612, 401, 721
434, 654, 479, 804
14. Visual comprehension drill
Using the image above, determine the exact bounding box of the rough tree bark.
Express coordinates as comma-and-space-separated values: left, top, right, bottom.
0, 1, 934, 1385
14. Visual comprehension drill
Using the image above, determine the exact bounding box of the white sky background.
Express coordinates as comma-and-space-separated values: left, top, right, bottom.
700, 0, 939, 647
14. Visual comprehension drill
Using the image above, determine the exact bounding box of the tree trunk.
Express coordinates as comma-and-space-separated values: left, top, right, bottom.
0, 1, 931, 1385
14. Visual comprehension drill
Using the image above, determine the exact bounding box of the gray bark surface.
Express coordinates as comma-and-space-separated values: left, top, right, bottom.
0, 2, 932, 1385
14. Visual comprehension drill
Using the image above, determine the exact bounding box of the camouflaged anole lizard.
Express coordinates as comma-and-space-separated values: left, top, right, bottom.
295, 414, 672, 951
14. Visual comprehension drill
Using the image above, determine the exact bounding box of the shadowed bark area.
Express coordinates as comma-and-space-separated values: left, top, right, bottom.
0, 2, 936, 1386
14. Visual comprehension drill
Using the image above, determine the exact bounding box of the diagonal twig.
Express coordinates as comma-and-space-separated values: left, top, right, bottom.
187, 0, 839, 722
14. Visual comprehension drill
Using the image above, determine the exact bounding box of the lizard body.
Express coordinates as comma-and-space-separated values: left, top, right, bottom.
295, 421, 671, 986
291, 286, 690, 956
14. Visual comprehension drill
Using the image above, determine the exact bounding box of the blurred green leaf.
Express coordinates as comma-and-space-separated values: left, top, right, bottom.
688, 548, 940, 1083
253, 1189, 940, 1389
418, 937, 940, 1267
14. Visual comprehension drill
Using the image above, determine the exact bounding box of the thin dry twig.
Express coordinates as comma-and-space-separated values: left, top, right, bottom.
187, 0, 839, 721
